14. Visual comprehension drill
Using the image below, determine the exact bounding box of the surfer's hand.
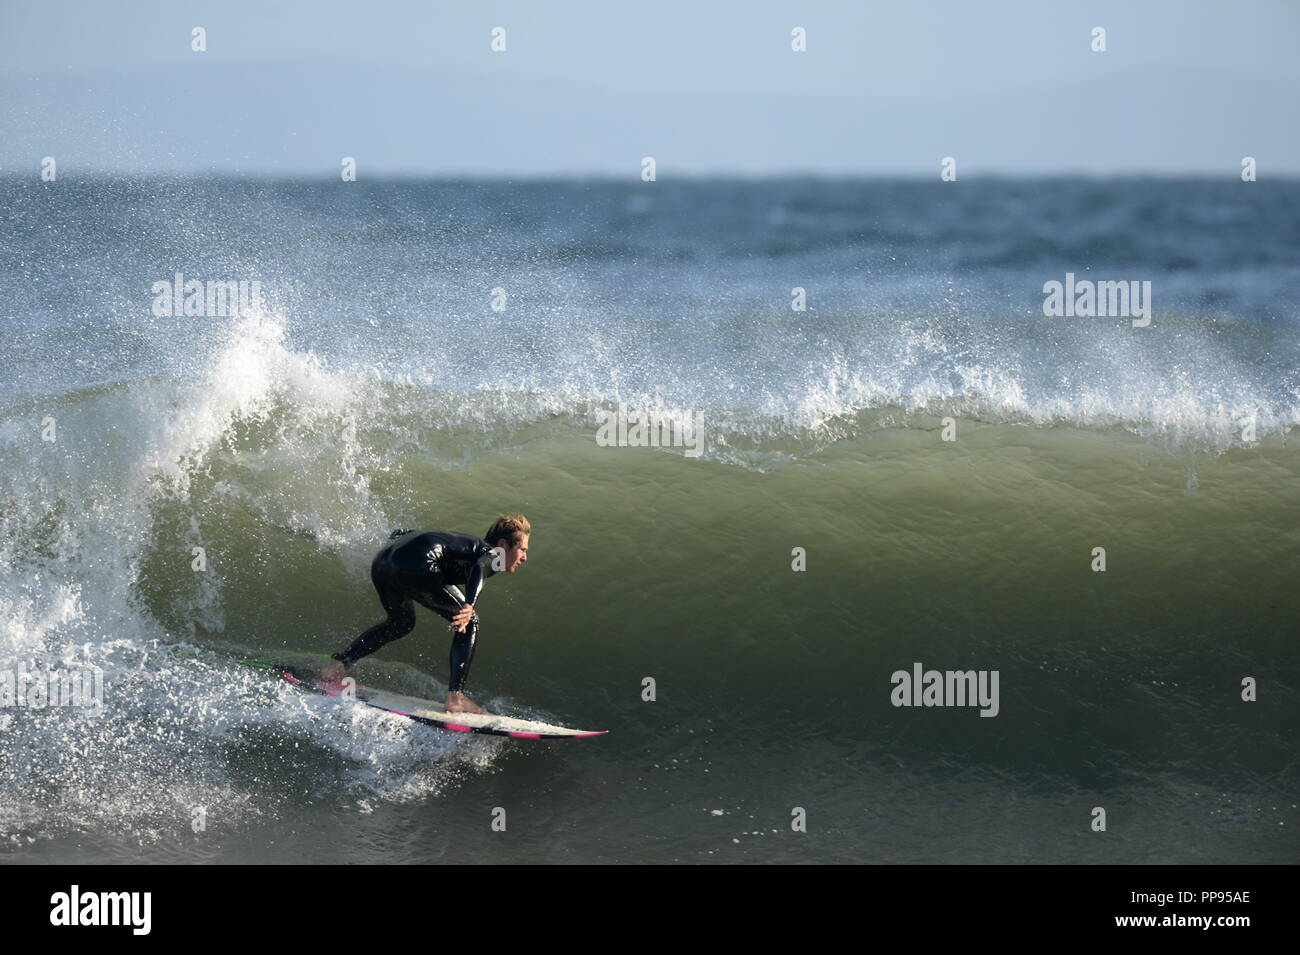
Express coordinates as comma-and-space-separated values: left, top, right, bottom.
445, 691, 486, 715
451, 604, 475, 633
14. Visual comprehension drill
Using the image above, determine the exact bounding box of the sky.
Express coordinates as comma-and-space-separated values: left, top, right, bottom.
2, 0, 1298, 176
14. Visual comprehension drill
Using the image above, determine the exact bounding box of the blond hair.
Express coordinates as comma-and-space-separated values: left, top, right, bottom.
484, 514, 531, 547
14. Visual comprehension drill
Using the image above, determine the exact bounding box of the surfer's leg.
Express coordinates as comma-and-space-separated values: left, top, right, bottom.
444, 613, 484, 713
401, 586, 485, 713
403, 589, 479, 692
448, 611, 478, 693
330, 570, 417, 669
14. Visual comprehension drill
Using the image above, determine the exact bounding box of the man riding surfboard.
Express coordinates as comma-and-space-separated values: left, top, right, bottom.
319, 514, 530, 714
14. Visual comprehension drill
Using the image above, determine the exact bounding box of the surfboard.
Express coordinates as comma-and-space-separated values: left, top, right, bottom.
272, 661, 607, 740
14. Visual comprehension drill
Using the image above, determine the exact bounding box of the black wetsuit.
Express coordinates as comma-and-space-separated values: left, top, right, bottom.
332, 529, 500, 692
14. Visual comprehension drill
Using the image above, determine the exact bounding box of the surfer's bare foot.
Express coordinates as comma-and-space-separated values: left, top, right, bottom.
445, 691, 486, 715
320, 660, 346, 681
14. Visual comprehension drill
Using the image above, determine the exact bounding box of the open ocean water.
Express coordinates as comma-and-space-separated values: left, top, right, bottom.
0, 176, 1297, 863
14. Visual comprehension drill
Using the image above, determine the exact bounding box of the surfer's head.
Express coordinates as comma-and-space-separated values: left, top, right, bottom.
485, 513, 531, 573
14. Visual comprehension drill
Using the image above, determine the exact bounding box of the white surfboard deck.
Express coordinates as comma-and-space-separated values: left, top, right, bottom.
279, 667, 607, 739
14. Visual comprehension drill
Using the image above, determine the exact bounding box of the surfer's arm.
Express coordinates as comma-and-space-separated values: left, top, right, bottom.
443, 541, 492, 615
428, 535, 492, 630
463, 558, 486, 607
437, 570, 478, 621
447, 550, 493, 629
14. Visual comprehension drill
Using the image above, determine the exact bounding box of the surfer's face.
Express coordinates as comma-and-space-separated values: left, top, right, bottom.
499, 534, 529, 573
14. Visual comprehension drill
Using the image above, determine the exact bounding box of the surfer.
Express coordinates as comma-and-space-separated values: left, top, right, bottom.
319, 515, 530, 714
